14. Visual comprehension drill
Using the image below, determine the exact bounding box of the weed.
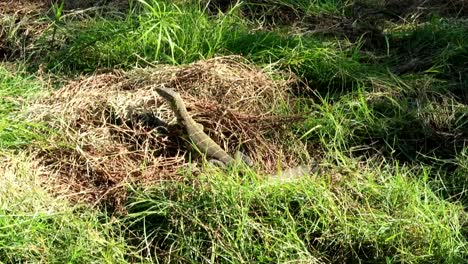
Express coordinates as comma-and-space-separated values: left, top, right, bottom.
0, 152, 133, 263
50, 0, 65, 47
125, 159, 468, 263
41, 0, 367, 89
0, 65, 49, 149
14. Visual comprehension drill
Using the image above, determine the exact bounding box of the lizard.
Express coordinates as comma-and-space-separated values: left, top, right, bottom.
155, 86, 311, 180
155, 86, 236, 166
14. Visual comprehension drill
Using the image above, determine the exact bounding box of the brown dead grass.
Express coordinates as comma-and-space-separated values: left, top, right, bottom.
0, 0, 49, 16
0, 1, 48, 61
29, 56, 309, 212
0, 0, 129, 14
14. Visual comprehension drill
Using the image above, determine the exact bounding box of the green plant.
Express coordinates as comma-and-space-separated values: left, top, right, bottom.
0, 152, 132, 263
125, 160, 468, 263
51, 0, 65, 47
0, 66, 49, 149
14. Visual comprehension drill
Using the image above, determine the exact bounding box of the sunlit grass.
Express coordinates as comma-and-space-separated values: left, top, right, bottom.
0, 65, 50, 149
126, 158, 468, 263
41, 0, 367, 88
0, 152, 132, 263
2, 0, 467, 262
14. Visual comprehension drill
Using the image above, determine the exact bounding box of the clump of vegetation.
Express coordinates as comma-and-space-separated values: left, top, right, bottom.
40, 0, 367, 89
0, 152, 132, 263
126, 159, 467, 263
1, 0, 467, 263
0, 66, 48, 148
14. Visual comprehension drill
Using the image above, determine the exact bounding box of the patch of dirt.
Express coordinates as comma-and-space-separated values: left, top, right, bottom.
29, 56, 309, 213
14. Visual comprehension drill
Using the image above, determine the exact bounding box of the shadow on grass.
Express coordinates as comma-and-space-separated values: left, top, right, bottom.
30, 0, 369, 95
365, 94, 467, 162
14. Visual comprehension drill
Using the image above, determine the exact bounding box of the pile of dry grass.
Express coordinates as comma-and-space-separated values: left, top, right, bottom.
29, 56, 309, 211
0, 0, 48, 16
0, 1, 48, 61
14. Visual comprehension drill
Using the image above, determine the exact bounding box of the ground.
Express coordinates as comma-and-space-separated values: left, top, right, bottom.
1, 0, 467, 263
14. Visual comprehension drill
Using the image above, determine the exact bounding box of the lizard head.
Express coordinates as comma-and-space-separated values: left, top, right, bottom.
155, 86, 188, 121
155, 86, 180, 101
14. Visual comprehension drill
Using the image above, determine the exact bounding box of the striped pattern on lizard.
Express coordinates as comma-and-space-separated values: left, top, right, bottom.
155, 86, 311, 180
155, 86, 236, 166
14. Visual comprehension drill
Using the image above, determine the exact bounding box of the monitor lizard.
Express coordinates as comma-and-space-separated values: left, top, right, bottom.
155, 86, 236, 166
155, 86, 311, 180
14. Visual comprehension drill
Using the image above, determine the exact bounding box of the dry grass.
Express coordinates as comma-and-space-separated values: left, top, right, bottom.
0, 1, 48, 61
0, 0, 129, 14
0, 152, 52, 207
29, 56, 310, 211
0, 0, 48, 16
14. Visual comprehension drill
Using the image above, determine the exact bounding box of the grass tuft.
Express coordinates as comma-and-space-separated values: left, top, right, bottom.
40, 0, 367, 89
126, 159, 468, 263
0, 152, 132, 263
0, 65, 50, 149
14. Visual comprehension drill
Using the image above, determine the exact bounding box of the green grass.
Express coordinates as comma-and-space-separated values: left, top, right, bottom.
40, 0, 368, 89
386, 18, 468, 79
0, 66, 135, 263
0, 152, 132, 263
2, 0, 468, 262
126, 160, 467, 263
229, 0, 346, 25
269, 0, 345, 15
0, 65, 50, 149
297, 75, 468, 160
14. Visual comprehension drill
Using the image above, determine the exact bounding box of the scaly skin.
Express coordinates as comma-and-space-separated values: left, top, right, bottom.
155, 86, 235, 165
155, 86, 312, 180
